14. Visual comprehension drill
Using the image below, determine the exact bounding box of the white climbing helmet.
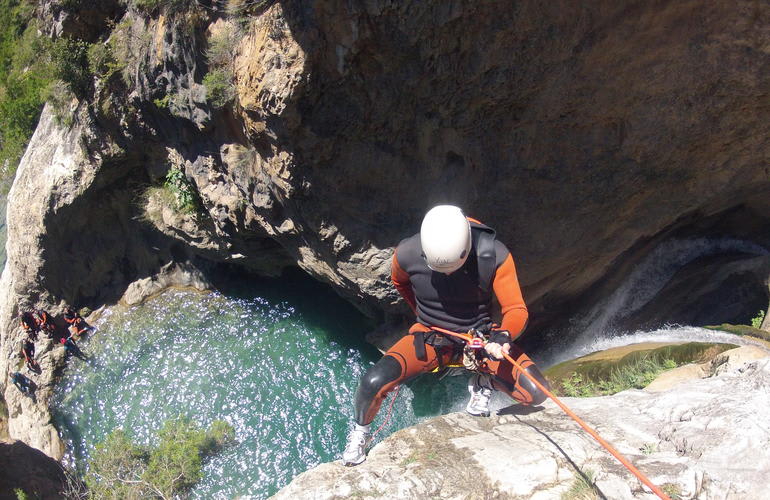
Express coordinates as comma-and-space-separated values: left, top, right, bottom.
420, 205, 471, 275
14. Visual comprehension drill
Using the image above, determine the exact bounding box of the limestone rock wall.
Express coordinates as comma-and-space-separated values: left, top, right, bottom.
13, 0, 767, 327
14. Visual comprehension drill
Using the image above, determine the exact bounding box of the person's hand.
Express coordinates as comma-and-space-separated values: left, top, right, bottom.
484, 342, 511, 360
484, 330, 513, 360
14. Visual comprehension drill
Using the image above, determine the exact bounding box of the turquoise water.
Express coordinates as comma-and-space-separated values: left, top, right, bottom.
53, 274, 469, 498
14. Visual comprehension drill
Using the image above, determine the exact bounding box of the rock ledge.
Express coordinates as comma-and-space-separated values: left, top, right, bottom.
274, 356, 770, 499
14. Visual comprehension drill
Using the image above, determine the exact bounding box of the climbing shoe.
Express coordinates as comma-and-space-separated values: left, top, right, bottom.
342, 424, 371, 466
466, 373, 493, 417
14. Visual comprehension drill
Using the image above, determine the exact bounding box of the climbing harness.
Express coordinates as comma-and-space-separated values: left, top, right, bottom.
429, 325, 672, 500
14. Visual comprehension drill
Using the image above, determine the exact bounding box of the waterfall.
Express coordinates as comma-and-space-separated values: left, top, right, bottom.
540, 238, 769, 367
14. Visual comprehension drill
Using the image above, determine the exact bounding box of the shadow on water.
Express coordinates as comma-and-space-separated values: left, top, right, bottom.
208, 266, 382, 362
406, 371, 469, 418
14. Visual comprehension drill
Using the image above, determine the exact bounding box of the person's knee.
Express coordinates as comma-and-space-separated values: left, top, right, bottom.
524, 367, 550, 405
353, 355, 403, 424
358, 356, 402, 399
529, 387, 547, 406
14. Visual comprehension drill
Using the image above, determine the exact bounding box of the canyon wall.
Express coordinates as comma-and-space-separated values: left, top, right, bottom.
0, 0, 768, 458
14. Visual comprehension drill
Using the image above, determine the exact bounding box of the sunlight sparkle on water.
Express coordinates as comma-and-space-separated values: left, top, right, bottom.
53, 289, 456, 498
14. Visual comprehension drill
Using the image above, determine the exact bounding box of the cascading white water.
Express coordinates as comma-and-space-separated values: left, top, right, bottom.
539, 238, 769, 367
545, 325, 767, 367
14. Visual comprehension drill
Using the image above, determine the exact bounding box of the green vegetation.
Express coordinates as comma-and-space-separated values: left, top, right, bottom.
153, 93, 172, 109
40, 80, 75, 127
202, 68, 235, 109
0, 0, 115, 177
202, 25, 237, 109
226, 0, 275, 17
13, 489, 28, 500
133, 0, 193, 13
87, 41, 120, 80
751, 310, 765, 329
164, 166, 200, 214
85, 417, 235, 499
49, 36, 91, 97
559, 357, 677, 397
141, 163, 202, 225
661, 482, 682, 499
547, 342, 736, 398
561, 469, 598, 500
704, 323, 770, 342
0, 0, 52, 177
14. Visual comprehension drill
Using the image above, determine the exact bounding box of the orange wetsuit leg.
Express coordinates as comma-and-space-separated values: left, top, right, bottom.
353, 332, 455, 425
483, 343, 550, 405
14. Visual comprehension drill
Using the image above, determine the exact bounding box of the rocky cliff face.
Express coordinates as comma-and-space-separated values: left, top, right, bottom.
274, 351, 770, 499
0, 0, 769, 460
19, 0, 769, 325
0, 439, 68, 499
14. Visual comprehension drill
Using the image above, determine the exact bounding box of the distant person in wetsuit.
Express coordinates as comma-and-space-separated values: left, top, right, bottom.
64, 307, 94, 338
61, 335, 88, 361
342, 205, 550, 466
21, 338, 40, 373
35, 309, 56, 338
20, 311, 39, 341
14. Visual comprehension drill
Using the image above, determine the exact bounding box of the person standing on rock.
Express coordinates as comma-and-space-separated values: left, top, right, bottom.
21, 338, 40, 373
64, 307, 94, 338
34, 309, 56, 338
20, 311, 39, 341
60, 335, 88, 361
342, 205, 550, 466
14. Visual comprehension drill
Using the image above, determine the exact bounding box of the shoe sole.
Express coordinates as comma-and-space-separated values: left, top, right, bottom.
466, 410, 491, 417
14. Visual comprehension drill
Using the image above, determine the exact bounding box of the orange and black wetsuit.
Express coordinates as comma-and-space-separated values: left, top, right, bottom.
21, 313, 39, 341
65, 310, 91, 336
35, 310, 55, 337
353, 219, 549, 425
22, 339, 35, 363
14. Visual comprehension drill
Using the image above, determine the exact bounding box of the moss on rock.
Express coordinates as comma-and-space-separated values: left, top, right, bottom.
545, 342, 737, 397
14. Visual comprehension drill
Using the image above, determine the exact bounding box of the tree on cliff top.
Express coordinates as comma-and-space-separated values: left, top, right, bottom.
85, 417, 235, 499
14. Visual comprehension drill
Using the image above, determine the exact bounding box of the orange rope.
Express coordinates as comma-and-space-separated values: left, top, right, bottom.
430, 326, 671, 500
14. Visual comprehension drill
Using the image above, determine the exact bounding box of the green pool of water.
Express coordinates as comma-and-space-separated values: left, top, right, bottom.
53, 274, 468, 498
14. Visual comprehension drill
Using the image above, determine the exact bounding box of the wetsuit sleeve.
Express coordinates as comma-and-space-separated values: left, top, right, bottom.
492, 253, 528, 340
391, 249, 417, 314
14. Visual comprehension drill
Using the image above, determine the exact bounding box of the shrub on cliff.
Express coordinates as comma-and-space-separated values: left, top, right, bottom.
48, 36, 90, 98
202, 27, 236, 109
85, 417, 235, 498
202, 68, 234, 109
164, 165, 201, 214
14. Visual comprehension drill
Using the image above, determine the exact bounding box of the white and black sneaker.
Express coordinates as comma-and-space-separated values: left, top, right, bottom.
342, 424, 371, 466
466, 373, 494, 417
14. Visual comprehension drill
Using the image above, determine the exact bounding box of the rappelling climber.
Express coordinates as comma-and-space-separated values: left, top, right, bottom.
64, 307, 94, 338
20, 311, 39, 341
342, 205, 550, 466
